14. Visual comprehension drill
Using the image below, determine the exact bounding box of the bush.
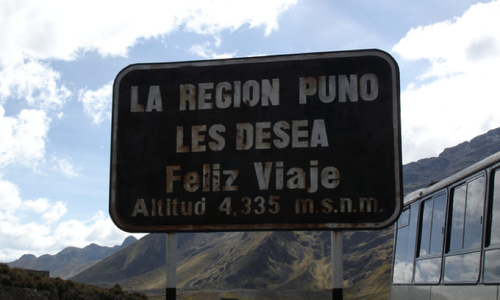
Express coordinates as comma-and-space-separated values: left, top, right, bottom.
1, 276, 13, 287
0, 264, 10, 275
22, 276, 36, 289
11, 268, 29, 287
110, 283, 124, 295
36, 277, 56, 291
55, 277, 70, 293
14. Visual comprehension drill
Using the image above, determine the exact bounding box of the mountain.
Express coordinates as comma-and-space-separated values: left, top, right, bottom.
403, 127, 500, 194
8, 236, 137, 279
71, 127, 500, 300
40, 128, 500, 299
72, 230, 393, 299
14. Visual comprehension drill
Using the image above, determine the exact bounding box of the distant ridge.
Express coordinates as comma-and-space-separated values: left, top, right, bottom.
8, 236, 137, 279
403, 127, 500, 194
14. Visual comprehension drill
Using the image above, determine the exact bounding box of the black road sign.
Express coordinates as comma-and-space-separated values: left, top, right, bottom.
110, 49, 401, 232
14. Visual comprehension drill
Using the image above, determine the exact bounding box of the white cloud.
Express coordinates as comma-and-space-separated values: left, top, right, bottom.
50, 154, 81, 178
23, 198, 67, 224
0, 106, 50, 168
0, 193, 138, 262
0, 183, 54, 261
52, 211, 142, 250
0, 220, 52, 256
0, 0, 297, 64
0, 179, 22, 212
0, 176, 132, 262
41, 201, 67, 224
78, 83, 112, 125
189, 41, 237, 59
393, 0, 500, 163
23, 198, 51, 214
180, 0, 296, 36
0, 59, 71, 110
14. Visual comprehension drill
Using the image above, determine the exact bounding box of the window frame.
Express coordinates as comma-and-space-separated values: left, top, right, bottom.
482, 165, 500, 284
443, 171, 487, 285
414, 191, 447, 285
392, 202, 419, 285
485, 166, 500, 248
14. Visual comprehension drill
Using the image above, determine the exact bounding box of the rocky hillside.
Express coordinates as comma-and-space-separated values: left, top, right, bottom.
403, 127, 500, 194
71, 127, 500, 299
71, 229, 392, 299
10, 127, 500, 300
9, 236, 137, 279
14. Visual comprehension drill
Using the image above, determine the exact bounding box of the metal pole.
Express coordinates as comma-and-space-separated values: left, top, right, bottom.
331, 231, 343, 300
166, 233, 177, 300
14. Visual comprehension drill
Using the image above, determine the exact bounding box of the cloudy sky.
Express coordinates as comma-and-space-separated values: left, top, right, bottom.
1, 0, 499, 262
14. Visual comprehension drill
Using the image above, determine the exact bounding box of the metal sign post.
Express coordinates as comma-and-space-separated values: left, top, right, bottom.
331, 231, 343, 300
166, 233, 177, 300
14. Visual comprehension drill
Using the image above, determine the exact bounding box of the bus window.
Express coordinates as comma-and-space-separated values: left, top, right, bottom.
444, 175, 485, 283
484, 168, 500, 282
399, 209, 409, 227
429, 194, 446, 254
464, 177, 485, 248
419, 199, 433, 257
488, 168, 500, 245
415, 193, 446, 284
484, 249, 500, 282
393, 202, 419, 284
444, 252, 481, 282
448, 184, 466, 252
